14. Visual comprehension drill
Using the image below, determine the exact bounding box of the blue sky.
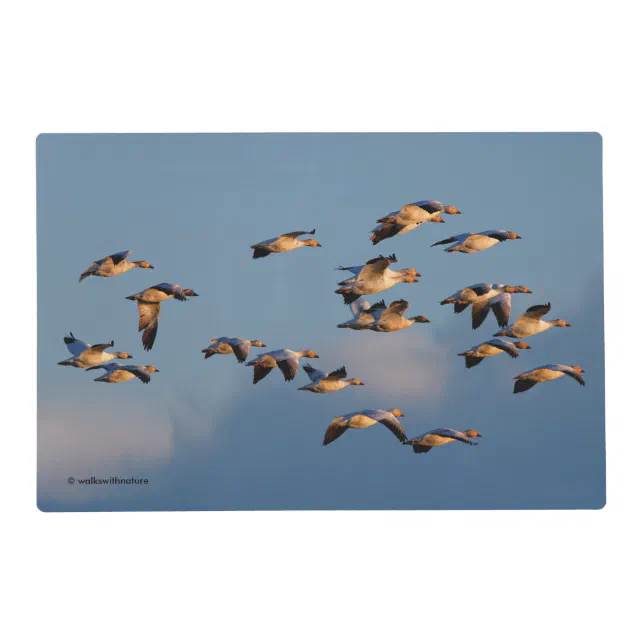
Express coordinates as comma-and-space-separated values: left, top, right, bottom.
37, 133, 604, 511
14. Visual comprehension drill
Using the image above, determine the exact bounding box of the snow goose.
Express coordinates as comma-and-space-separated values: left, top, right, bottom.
513, 364, 585, 394
440, 284, 532, 329
335, 255, 421, 305
126, 283, 199, 351
297, 364, 365, 393
337, 298, 388, 330
494, 303, 571, 339
404, 429, 482, 453
365, 299, 430, 333
335, 257, 421, 286
202, 337, 266, 362
78, 250, 153, 282
458, 339, 531, 368
246, 348, 319, 384
57, 332, 133, 368
323, 408, 406, 446
432, 230, 521, 254
251, 230, 321, 259
87, 362, 160, 384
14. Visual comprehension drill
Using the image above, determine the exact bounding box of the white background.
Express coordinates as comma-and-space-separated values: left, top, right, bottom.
1, 1, 640, 642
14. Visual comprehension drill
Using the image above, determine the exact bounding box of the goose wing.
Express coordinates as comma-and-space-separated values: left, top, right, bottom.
365, 410, 407, 442
64, 332, 91, 357
122, 365, 152, 383
137, 302, 161, 351
553, 365, 586, 386
303, 362, 327, 383
86, 341, 115, 354
480, 230, 511, 241
228, 339, 251, 364
490, 293, 512, 327
379, 299, 409, 323
103, 250, 132, 266
432, 428, 477, 445
277, 355, 301, 382
323, 416, 349, 446
324, 366, 347, 381
358, 254, 398, 280
471, 302, 491, 329
152, 282, 187, 301
349, 297, 371, 316
487, 338, 520, 358
519, 302, 551, 321
280, 229, 315, 239
413, 200, 443, 213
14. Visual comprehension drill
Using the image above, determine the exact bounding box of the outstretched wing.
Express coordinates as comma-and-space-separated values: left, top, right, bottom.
514, 379, 538, 394
323, 419, 348, 446
366, 410, 407, 443
487, 338, 519, 358
153, 283, 187, 302
104, 250, 132, 265
229, 340, 251, 364
277, 356, 300, 382
519, 302, 551, 321
385, 299, 410, 317
324, 366, 347, 381
280, 229, 315, 239
86, 341, 115, 354
64, 333, 90, 357
490, 293, 512, 327
432, 428, 477, 445
137, 302, 161, 351
471, 302, 491, 329
123, 365, 152, 383
357, 254, 398, 280
303, 362, 327, 383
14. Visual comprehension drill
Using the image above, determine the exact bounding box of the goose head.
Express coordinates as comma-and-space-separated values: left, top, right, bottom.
250, 340, 266, 347
514, 285, 532, 293
515, 342, 532, 350
136, 261, 154, 269
444, 205, 461, 215
507, 231, 521, 239
571, 365, 585, 373
145, 366, 160, 372
302, 350, 319, 359
552, 319, 572, 327
304, 239, 322, 248
388, 408, 405, 418
116, 352, 134, 359
465, 430, 483, 438
411, 315, 430, 323
183, 289, 199, 297
347, 379, 365, 386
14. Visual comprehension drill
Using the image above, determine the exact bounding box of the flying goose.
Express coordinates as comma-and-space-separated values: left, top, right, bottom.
297, 364, 364, 393
335, 255, 421, 305
78, 250, 154, 282
513, 364, 585, 394
494, 303, 571, 339
57, 333, 133, 368
202, 337, 266, 362
335, 256, 421, 285
440, 284, 532, 329
323, 408, 406, 446
126, 283, 199, 351
432, 230, 521, 254
370, 201, 459, 245
337, 298, 388, 330
404, 429, 482, 453
86, 362, 160, 384
246, 349, 320, 384
251, 230, 321, 259
458, 339, 532, 368
365, 299, 430, 332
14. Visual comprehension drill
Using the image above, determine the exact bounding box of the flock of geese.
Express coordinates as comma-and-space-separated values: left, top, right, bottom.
58, 199, 585, 453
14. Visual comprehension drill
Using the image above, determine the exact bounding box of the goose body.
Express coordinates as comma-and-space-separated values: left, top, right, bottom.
458, 339, 531, 368
432, 230, 521, 254
251, 230, 321, 259
57, 333, 133, 368
404, 429, 482, 453
335, 255, 421, 305
323, 408, 406, 446
246, 348, 319, 384
126, 283, 199, 351
440, 283, 532, 329
494, 303, 571, 339
87, 362, 159, 384
513, 364, 585, 393
79, 250, 154, 282
297, 364, 364, 393
365, 299, 430, 332
202, 337, 266, 363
